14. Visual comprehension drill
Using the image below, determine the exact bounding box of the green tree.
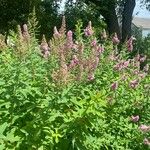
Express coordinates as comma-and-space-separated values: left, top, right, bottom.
64, 0, 150, 42
143, 0, 150, 10
80, 0, 135, 42
0, 0, 39, 33
0, 0, 60, 39
63, 1, 106, 34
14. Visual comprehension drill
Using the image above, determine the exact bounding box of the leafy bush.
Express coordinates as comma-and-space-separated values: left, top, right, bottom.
0, 18, 150, 150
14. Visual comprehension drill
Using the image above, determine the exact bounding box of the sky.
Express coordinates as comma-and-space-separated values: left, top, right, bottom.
60, 0, 150, 18
134, 1, 150, 18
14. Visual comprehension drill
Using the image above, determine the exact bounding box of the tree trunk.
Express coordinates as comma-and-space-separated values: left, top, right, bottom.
104, 4, 121, 38
84, 0, 121, 38
122, 0, 136, 42
85, 0, 136, 41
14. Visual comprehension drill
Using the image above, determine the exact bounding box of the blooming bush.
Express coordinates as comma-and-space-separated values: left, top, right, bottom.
0, 18, 150, 150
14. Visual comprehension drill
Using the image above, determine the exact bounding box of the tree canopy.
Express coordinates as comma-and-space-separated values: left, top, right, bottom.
0, 0, 60, 38
0, 0, 150, 41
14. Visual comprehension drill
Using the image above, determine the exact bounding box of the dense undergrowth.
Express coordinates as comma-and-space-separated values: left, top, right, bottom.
0, 17, 150, 150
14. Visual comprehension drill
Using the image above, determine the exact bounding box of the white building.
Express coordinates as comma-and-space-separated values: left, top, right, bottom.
132, 17, 150, 37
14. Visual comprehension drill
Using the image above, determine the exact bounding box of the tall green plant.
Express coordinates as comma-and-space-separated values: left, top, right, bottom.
0, 19, 150, 150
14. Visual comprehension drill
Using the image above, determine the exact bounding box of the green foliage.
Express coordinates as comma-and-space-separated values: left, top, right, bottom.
64, 1, 106, 34
28, 7, 40, 39
0, 20, 150, 150
0, 0, 60, 39
134, 34, 150, 64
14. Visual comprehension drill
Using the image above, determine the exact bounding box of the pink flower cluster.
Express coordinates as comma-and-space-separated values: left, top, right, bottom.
127, 36, 135, 52
40, 43, 50, 58
68, 55, 79, 69
91, 39, 97, 47
88, 56, 100, 81
135, 54, 147, 63
114, 60, 130, 71
139, 125, 150, 132
88, 73, 95, 81
90, 42, 105, 57
138, 73, 146, 79
66, 30, 73, 49
130, 115, 139, 122
40, 36, 50, 59
109, 53, 119, 61
130, 116, 150, 145
133, 69, 140, 75
93, 57, 100, 69
143, 138, 150, 146
139, 125, 150, 146
101, 29, 107, 40
22, 24, 30, 41
53, 26, 61, 38
112, 33, 120, 45
97, 44, 104, 54
143, 64, 149, 72
130, 79, 139, 88
139, 56, 147, 62
90, 37, 105, 56
130, 118, 150, 146
84, 21, 94, 36
111, 82, 118, 90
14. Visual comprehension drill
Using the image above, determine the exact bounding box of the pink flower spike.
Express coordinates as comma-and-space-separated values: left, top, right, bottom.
140, 56, 147, 62
109, 53, 118, 61
112, 33, 120, 45
92, 57, 99, 69
143, 64, 149, 72
113, 63, 123, 71
72, 44, 78, 51
84, 21, 94, 36
88, 73, 95, 81
123, 60, 130, 68
91, 39, 97, 47
130, 80, 139, 88
40, 41, 50, 59
23, 24, 28, 32
97, 44, 104, 54
68, 55, 79, 69
139, 73, 146, 79
139, 125, 150, 132
43, 50, 50, 59
127, 44, 133, 52
133, 70, 139, 75
143, 138, 150, 146
67, 30, 73, 37
130, 115, 139, 122
53, 26, 61, 38
127, 36, 135, 52
111, 82, 118, 90
66, 30, 73, 49
101, 29, 107, 40
72, 55, 79, 64
135, 54, 140, 61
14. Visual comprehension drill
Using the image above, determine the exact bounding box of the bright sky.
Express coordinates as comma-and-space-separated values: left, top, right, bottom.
134, 0, 150, 18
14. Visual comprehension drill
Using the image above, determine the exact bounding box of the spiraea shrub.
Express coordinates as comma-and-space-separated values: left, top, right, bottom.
0, 17, 150, 150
